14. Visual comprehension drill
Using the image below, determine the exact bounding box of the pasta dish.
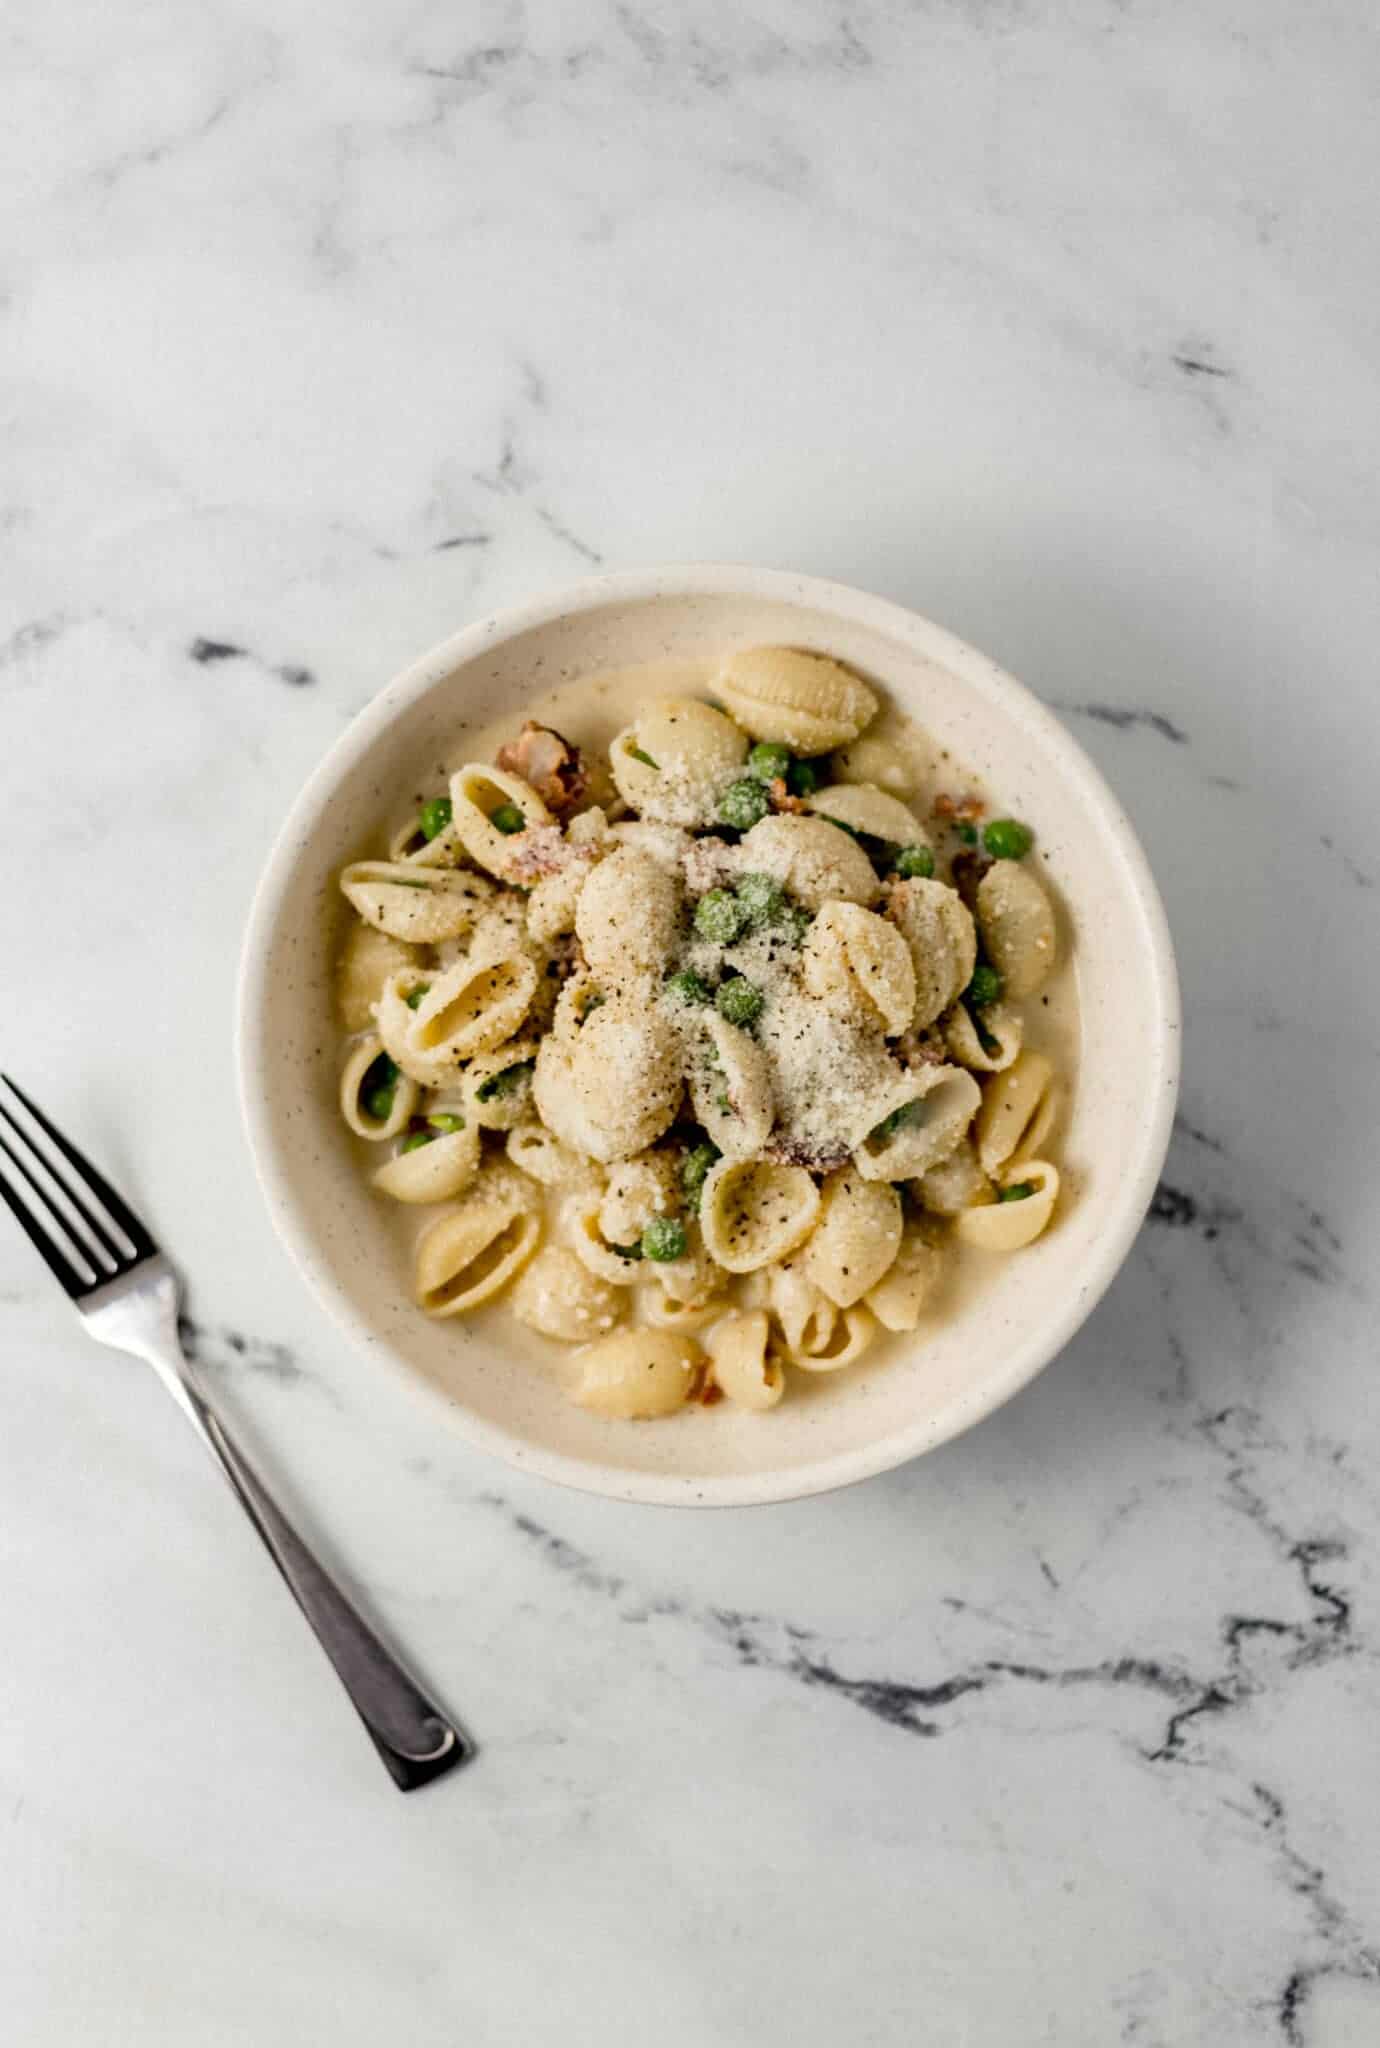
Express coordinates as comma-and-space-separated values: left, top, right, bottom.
334, 646, 1070, 1419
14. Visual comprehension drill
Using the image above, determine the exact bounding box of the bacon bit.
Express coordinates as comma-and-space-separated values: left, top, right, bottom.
767, 777, 808, 815
503, 823, 598, 883
766, 1134, 851, 1173
933, 791, 986, 822
682, 838, 740, 893
948, 847, 992, 911
895, 1027, 948, 1069
495, 722, 588, 816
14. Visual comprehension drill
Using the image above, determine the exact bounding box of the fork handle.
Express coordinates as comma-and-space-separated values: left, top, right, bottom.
106, 1271, 472, 1790
181, 1383, 472, 1790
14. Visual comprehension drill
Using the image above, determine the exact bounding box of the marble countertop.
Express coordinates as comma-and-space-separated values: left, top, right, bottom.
4, 4, 1378, 2042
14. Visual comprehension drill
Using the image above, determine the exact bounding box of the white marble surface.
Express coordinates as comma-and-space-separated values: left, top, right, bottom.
3, 3, 1379, 2041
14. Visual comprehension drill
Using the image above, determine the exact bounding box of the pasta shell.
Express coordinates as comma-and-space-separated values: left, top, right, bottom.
945, 1000, 1024, 1074
642, 1238, 719, 1306
738, 814, 879, 910
461, 1037, 540, 1130
687, 1013, 774, 1160
976, 861, 1057, 997
912, 1136, 991, 1215
607, 820, 694, 872
767, 1263, 838, 1359
388, 814, 465, 868
534, 997, 682, 1163
572, 1328, 701, 1419
372, 1124, 481, 1203
375, 969, 470, 1089
449, 764, 554, 880
831, 734, 922, 798
511, 1246, 624, 1343
568, 1200, 647, 1286
791, 1304, 877, 1372
340, 862, 493, 944
598, 1153, 680, 1246
954, 1161, 1059, 1250
411, 954, 539, 1065
339, 1034, 419, 1141
639, 1286, 727, 1332
609, 699, 747, 827
526, 855, 601, 944
865, 1227, 946, 1332
974, 1051, 1056, 1178
466, 895, 540, 972
714, 647, 879, 752
505, 1120, 600, 1189
802, 1169, 903, 1308
414, 1169, 541, 1315
699, 1159, 821, 1274
706, 1311, 786, 1411
337, 923, 416, 1033
885, 878, 977, 1029
801, 902, 917, 1036
574, 845, 682, 982
852, 1063, 982, 1182
807, 783, 928, 849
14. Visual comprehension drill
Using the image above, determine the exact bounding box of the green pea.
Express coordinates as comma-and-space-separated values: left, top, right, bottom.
892, 844, 935, 879
715, 977, 764, 1029
404, 983, 431, 1010
746, 741, 791, 783
983, 818, 1033, 860
666, 968, 714, 1007
786, 756, 826, 798
967, 964, 1002, 1008
999, 1181, 1035, 1203
955, 820, 978, 846
681, 1140, 720, 1211
476, 1058, 535, 1102
641, 1215, 687, 1263
870, 1100, 920, 1144
419, 796, 452, 842
361, 1054, 399, 1123
426, 1112, 465, 1133
735, 871, 784, 928
778, 904, 812, 944
628, 746, 659, 769
717, 778, 770, 831
490, 802, 526, 834
694, 888, 747, 943
399, 1130, 434, 1153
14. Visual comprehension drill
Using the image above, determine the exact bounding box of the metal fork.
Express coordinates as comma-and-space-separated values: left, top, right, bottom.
0, 1074, 472, 1791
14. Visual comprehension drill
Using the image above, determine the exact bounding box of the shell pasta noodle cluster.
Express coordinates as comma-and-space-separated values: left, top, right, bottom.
333, 645, 1073, 1421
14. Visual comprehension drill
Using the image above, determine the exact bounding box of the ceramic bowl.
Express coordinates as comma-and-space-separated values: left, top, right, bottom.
237, 566, 1179, 1506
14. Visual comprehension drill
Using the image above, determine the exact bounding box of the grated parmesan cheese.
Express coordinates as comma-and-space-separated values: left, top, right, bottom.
757, 991, 900, 1162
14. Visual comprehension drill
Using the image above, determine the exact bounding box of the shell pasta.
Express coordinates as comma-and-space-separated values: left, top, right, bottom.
332, 647, 1075, 1420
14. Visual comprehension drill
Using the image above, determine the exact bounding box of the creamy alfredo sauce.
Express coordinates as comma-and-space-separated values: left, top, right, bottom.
336, 657, 1080, 1403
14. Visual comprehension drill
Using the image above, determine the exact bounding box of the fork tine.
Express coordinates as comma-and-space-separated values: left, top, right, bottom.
0, 1122, 109, 1277
0, 1100, 126, 1266
0, 1140, 94, 1297
0, 1076, 157, 1261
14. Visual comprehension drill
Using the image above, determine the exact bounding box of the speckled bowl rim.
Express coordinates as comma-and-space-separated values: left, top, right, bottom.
237, 565, 1180, 1507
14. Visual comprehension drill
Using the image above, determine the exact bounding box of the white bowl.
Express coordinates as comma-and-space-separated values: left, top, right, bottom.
237, 567, 1179, 1506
